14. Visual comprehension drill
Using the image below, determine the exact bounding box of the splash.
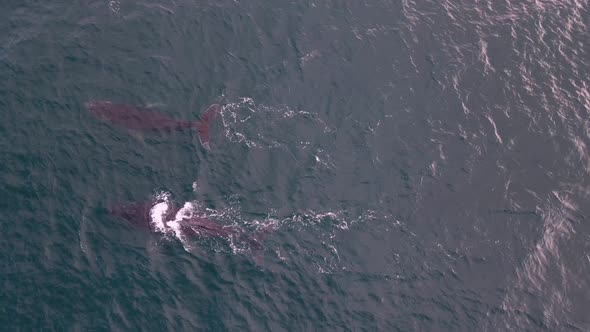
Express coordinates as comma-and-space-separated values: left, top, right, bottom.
167, 202, 200, 249
149, 201, 169, 233
108, 0, 120, 14
143, 188, 390, 271
149, 191, 171, 233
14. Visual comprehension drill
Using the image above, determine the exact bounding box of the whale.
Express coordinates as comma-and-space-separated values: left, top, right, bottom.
108, 200, 273, 262
84, 101, 220, 150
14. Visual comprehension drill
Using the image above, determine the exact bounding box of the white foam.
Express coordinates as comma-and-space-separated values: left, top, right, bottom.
165, 202, 201, 248
149, 202, 169, 234
108, 0, 120, 13
166, 219, 184, 243
174, 202, 197, 221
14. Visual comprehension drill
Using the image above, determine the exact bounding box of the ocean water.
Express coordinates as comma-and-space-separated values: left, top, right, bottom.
1, 0, 589, 330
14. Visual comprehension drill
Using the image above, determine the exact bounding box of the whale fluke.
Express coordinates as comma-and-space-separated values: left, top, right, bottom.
194, 104, 220, 150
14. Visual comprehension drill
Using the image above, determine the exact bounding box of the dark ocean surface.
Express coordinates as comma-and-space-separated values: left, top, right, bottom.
1, 0, 589, 330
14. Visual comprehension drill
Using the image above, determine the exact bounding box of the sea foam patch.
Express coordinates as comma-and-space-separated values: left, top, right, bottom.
149, 191, 172, 234
149, 201, 169, 234
166, 202, 201, 250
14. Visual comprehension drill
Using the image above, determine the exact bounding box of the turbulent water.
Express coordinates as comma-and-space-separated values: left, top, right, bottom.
1, 0, 589, 330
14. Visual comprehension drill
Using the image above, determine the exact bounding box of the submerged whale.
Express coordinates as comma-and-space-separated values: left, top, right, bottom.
85, 101, 220, 150
108, 200, 273, 262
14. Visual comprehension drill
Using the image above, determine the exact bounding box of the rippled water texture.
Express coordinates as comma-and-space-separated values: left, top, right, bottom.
1, 0, 589, 330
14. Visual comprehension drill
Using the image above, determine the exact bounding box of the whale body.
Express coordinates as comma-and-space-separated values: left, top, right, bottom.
85, 101, 220, 149
108, 200, 271, 255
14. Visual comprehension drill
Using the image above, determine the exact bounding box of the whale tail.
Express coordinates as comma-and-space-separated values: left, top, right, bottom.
194, 104, 220, 150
